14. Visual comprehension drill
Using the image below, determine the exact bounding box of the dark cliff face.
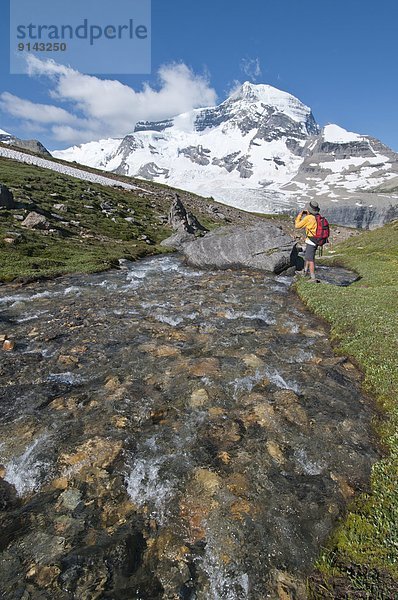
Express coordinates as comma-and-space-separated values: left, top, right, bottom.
134, 119, 174, 133
322, 202, 398, 229
193, 95, 318, 142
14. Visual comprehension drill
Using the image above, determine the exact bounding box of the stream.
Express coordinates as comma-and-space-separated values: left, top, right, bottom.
0, 255, 377, 599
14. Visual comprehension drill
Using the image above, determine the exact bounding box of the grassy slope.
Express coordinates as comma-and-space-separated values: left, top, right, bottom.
0, 156, 229, 282
296, 222, 398, 598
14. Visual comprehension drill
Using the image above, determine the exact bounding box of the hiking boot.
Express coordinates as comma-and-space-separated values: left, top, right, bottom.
307, 278, 320, 284
295, 270, 309, 278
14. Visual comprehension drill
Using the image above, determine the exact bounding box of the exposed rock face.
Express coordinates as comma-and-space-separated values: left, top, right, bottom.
168, 194, 207, 234
10, 139, 51, 157
0, 184, 16, 209
322, 200, 398, 229
162, 194, 208, 249
182, 222, 297, 273
0, 131, 51, 157
136, 162, 170, 180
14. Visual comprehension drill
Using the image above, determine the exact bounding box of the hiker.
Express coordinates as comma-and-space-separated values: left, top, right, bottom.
294, 200, 323, 282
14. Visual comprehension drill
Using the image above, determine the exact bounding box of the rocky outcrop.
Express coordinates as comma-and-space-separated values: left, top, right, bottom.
182, 222, 298, 273
161, 194, 208, 249
0, 184, 16, 209
0, 132, 51, 157
320, 197, 398, 229
10, 139, 51, 157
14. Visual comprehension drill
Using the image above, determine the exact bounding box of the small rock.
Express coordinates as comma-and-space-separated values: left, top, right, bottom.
194, 468, 221, 494
58, 354, 79, 366
274, 390, 309, 428
189, 358, 220, 377
242, 354, 264, 369
3, 339, 15, 351
21, 211, 49, 230
266, 441, 285, 465
3, 233, 23, 245
111, 416, 128, 428
0, 478, 19, 510
51, 478, 69, 490
189, 388, 209, 408
58, 488, 82, 510
26, 564, 61, 588
59, 437, 123, 473
104, 375, 121, 391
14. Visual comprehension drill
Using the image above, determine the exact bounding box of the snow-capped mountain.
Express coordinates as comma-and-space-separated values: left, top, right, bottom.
52, 82, 398, 226
54, 83, 318, 204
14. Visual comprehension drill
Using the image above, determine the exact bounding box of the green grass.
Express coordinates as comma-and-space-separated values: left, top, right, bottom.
0, 156, 228, 282
296, 221, 398, 598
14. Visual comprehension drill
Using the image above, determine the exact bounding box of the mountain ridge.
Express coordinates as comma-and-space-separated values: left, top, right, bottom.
5, 82, 398, 227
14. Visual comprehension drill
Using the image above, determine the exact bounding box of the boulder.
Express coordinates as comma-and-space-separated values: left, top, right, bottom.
0, 184, 16, 209
21, 211, 49, 230
168, 193, 207, 234
160, 230, 195, 249
181, 222, 298, 273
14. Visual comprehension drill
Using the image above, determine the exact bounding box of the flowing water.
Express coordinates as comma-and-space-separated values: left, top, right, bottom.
0, 256, 377, 599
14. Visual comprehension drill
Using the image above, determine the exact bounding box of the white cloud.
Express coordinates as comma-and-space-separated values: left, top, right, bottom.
240, 57, 262, 82
0, 56, 217, 146
0, 92, 84, 126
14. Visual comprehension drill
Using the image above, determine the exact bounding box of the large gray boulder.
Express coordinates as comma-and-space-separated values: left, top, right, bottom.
182, 222, 298, 273
160, 230, 195, 249
0, 184, 16, 209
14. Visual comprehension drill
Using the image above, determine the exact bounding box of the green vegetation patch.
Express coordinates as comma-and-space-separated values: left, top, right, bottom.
296, 221, 398, 597
0, 157, 184, 281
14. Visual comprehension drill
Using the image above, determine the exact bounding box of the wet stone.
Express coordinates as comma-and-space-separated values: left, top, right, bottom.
0, 255, 377, 598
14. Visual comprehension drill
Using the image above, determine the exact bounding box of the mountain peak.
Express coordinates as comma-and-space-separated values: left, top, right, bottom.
0, 128, 11, 136
231, 81, 288, 100
227, 81, 312, 123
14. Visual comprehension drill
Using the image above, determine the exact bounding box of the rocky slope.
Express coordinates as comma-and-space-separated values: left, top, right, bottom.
0, 152, 264, 283
0, 128, 51, 157
52, 83, 398, 228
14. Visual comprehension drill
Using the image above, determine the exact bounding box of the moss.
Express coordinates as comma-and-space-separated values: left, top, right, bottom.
296, 221, 398, 596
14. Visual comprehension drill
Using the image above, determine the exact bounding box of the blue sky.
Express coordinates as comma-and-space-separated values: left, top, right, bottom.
0, 0, 397, 151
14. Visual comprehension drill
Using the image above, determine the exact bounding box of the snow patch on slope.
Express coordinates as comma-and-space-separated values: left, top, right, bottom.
53, 138, 122, 169
323, 124, 362, 143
